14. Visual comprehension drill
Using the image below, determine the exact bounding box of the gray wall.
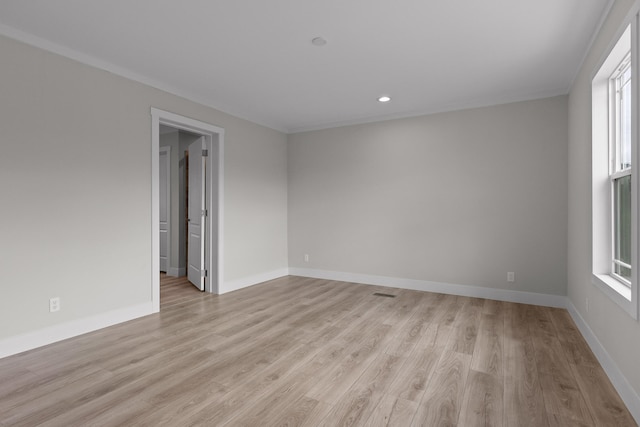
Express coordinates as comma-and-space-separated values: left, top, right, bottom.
568, 0, 640, 400
288, 96, 568, 295
0, 34, 288, 340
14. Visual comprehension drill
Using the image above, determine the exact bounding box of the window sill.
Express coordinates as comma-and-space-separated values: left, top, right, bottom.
592, 274, 637, 319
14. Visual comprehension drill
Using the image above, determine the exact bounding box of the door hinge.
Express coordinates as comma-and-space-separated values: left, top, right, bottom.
201, 209, 207, 217
202, 149, 208, 157
201, 269, 208, 277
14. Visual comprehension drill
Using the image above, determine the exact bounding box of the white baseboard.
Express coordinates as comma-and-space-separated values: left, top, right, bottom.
289, 267, 567, 308
222, 268, 290, 294
2, 266, 637, 425
289, 267, 638, 424
566, 301, 640, 424
0, 302, 153, 359
167, 267, 186, 277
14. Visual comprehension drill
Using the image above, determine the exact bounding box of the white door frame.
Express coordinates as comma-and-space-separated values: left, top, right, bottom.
159, 145, 171, 274
151, 108, 224, 312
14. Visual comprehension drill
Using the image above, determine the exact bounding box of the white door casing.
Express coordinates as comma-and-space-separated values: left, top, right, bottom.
187, 137, 206, 291
151, 108, 224, 312
159, 146, 170, 273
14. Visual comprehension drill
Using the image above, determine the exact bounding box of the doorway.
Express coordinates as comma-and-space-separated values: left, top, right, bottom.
151, 108, 224, 312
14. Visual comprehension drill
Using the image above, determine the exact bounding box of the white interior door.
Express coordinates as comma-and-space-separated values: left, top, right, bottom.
187, 137, 206, 291
159, 146, 170, 273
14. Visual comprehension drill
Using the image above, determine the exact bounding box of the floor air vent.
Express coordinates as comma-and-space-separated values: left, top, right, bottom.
373, 292, 396, 298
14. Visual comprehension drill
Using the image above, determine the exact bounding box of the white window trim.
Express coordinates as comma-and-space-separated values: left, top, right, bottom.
592, 14, 639, 320
594, 274, 632, 301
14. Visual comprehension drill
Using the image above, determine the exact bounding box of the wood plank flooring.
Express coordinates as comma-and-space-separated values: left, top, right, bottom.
0, 275, 636, 426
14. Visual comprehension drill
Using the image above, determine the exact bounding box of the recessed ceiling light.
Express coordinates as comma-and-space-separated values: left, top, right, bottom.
312, 37, 327, 46
378, 96, 391, 103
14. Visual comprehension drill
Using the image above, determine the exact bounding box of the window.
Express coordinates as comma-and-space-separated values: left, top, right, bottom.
611, 53, 632, 286
592, 23, 638, 319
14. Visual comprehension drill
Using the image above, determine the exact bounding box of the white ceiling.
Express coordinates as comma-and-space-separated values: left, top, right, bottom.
0, 0, 612, 133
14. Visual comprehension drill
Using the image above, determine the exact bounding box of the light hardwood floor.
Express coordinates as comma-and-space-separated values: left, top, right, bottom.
0, 275, 636, 426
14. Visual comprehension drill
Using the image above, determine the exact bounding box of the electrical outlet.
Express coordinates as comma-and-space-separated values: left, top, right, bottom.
304, 254, 309, 262
507, 272, 515, 283
49, 297, 60, 313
